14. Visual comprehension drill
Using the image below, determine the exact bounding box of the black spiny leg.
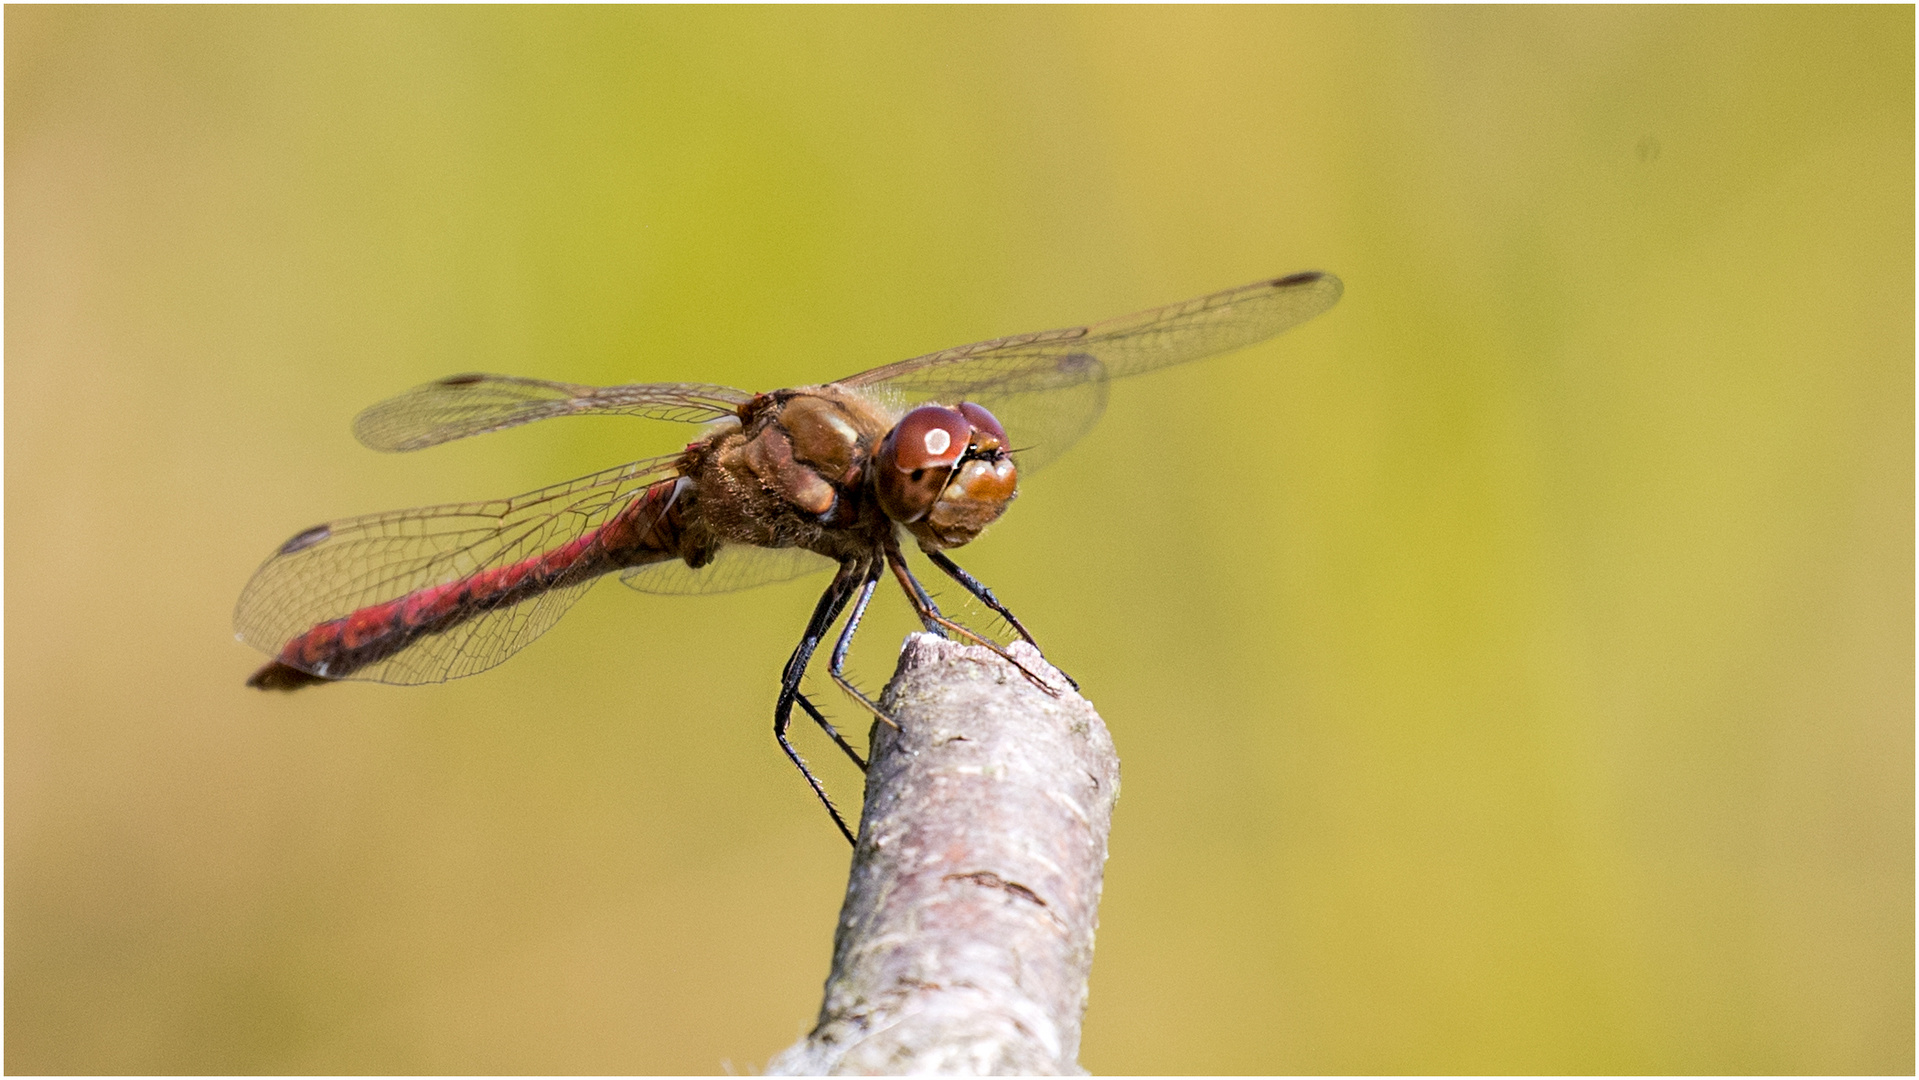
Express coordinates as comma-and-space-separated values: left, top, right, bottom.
827, 561, 896, 729
794, 568, 876, 771
777, 560, 867, 844
883, 538, 1060, 697
793, 691, 869, 771
925, 549, 1078, 691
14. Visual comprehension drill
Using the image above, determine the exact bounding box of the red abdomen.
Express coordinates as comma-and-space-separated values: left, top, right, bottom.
248, 477, 688, 689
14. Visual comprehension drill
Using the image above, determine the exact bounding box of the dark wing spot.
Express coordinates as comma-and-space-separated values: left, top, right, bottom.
279, 524, 331, 555
437, 373, 487, 386
1274, 271, 1324, 287
1054, 352, 1098, 375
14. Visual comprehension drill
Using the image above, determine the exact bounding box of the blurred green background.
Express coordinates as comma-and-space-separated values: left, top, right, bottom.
7, 6, 1911, 1074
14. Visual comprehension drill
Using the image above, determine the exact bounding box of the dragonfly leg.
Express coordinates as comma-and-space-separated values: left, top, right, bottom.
883, 539, 1062, 698
805, 563, 888, 761
889, 554, 948, 636
776, 560, 867, 845
828, 562, 898, 731
924, 550, 1077, 691
791, 691, 867, 771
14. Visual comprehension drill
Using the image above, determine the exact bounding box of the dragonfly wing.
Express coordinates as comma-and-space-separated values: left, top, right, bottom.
235, 453, 685, 684
354, 374, 752, 452
620, 543, 837, 596
841, 271, 1341, 473
965, 371, 1109, 476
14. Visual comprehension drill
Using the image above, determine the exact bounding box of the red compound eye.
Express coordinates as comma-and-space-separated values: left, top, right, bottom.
956, 402, 1007, 453
875, 405, 971, 522
891, 406, 969, 470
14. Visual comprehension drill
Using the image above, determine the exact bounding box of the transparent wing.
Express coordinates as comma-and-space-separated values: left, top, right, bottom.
234, 453, 685, 685
353, 373, 753, 453
620, 543, 837, 596
839, 271, 1342, 473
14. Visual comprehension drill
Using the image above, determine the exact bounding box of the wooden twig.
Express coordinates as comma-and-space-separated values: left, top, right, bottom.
766, 634, 1121, 1076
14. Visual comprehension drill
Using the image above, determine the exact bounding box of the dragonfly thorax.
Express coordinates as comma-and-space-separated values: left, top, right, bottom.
699, 387, 1017, 561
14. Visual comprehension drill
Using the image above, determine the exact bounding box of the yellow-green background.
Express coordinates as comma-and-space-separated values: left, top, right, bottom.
8, 6, 1911, 1074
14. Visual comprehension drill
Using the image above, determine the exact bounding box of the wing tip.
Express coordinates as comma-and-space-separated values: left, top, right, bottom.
277, 524, 332, 555
1267, 270, 1344, 312
1271, 269, 1342, 291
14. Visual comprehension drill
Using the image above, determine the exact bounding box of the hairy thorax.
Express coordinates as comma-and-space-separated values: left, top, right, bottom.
681, 386, 901, 564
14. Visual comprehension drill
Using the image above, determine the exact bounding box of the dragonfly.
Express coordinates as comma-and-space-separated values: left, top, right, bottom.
236, 270, 1343, 842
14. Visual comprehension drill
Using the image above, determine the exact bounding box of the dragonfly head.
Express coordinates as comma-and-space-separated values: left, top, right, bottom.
874, 402, 1017, 548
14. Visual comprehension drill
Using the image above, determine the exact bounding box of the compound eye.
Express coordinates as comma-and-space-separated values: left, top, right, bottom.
956, 402, 1007, 453
889, 406, 969, 470
875, 405, 970, 522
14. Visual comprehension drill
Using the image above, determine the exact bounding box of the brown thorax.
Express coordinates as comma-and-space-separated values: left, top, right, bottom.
686, 385, 1018, 566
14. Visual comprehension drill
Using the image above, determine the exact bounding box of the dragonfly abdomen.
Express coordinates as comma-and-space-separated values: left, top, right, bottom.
248, 477, 690, 690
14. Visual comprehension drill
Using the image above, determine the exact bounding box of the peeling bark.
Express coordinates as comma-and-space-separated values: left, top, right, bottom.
767, 634, 1121, 1076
